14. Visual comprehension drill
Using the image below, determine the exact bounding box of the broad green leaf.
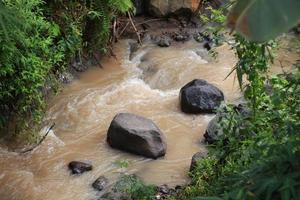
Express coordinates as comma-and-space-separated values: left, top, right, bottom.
227, 0, 300, 42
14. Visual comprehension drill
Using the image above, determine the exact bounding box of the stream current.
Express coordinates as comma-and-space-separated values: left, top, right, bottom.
0, 39, 241, 200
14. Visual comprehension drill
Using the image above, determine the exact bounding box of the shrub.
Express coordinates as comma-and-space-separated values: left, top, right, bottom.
0, 0, 133, 141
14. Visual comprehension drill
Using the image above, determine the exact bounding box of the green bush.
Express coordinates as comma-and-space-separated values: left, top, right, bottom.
0, 0, 62, 137
0, 0, 132, 140
177, 50, 300, 200
114, 174, 156, 200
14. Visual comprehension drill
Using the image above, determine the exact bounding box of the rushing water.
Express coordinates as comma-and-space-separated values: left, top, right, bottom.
0, 39, 242, 200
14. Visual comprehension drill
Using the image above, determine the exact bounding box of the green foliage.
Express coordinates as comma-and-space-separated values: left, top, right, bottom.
177, 54, 300, 200
227, 0, 300, 42
178, 66, 300, 200
176, 1, 300, 198
200, 5, 227, 46
0, 0, 63, 136
115, 159, 130, 168
114, 174, 156, 200
0, 0, 132, 140
230, 35, 275, 117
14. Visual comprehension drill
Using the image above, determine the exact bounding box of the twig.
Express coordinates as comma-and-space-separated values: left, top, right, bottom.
20, 123, 55, 154
127, 12, 142, 44
118, 21, 130, 38
113, 18, 117, 43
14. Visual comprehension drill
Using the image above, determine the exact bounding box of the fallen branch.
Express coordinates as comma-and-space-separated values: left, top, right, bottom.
127, 12, 142, 44
20, 123, 55, 154
118, 21, 130, 38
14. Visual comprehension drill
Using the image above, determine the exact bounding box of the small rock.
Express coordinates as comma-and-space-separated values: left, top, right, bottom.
58, 72, 74, 84
157, 36, 171, 47
155, 194, 162, 200
71, 61, 87, 72
190, 152, 207, 172
68, 161, 92, 175
203, 42, 211, 51
92, 176, 108, 191
158, 184, 169, 194
175, 185, 182, 190
173, 33, 190, 42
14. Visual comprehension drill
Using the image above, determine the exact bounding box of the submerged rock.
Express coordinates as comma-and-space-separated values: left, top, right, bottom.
148, 0, 202, 17
189, 151, 207, 172
68, 161, 92, 175
107, 113, 167, 159
92, 176, 108, 191
173, 32, 190, 42
155, 184, 180, 200
180, 79, 224, 113
157, 36, 171, 47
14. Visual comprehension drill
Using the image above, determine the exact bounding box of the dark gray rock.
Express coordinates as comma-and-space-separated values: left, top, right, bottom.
92, 176, 108, 191
189, 151, 207, 172
203, 42, 212, 51
107, 113, 167, 159
133, 0, 146, 15
58, 72, 74, 84
204, 114, 224, 144
158, 184, 169, 194
180, 79, 224, 113
68, 161, 92, 175
173, 33, 190, 42
157, 36, 171, 47
155, 184, 179, 200
71, 61, 87, 72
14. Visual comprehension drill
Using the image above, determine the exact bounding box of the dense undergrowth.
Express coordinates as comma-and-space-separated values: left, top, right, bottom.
0, 0, 132, 141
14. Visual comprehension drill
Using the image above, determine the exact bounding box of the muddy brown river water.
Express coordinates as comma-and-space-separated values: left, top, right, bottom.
3, 37, 295, 200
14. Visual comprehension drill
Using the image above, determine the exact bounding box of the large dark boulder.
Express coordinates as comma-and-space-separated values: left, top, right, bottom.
180, 79, 224, 113
107, 113, 167, 159
68, 161, 93, 175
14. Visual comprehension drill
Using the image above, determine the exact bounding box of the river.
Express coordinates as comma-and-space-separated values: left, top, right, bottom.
0, 38, 257, 200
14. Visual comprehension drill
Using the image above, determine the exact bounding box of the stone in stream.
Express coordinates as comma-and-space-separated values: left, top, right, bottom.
68, 161, 93, 175
189, 151, 207, 172
180, 79, 224, 114
157, 36, 171, 47
155, 184, 179, 200
92, 176, 108, 191
107, 113, 167, 159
